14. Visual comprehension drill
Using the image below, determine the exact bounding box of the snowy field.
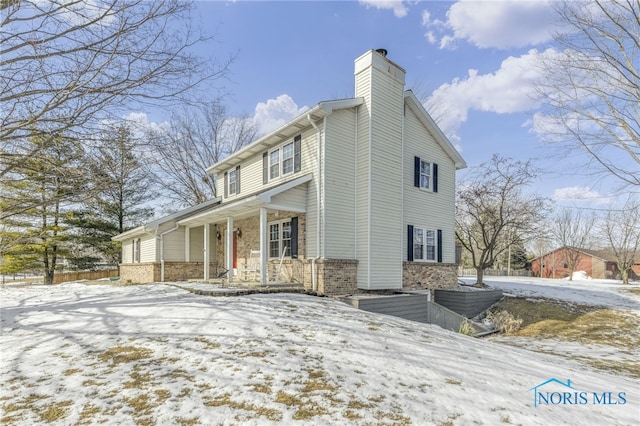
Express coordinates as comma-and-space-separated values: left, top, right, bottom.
1, 280, 639, 425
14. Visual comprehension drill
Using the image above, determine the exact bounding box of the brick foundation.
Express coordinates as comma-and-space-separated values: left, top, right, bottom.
120, 262, 217, 283
402, 262, 458, 291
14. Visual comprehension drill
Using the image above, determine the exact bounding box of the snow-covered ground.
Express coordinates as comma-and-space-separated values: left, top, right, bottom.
1, 281, 639, 425
460, 275, 640, 310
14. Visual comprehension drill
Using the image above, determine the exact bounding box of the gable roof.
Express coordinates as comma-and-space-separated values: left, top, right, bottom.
404, 90, 466, 170
206, 98, 364, 175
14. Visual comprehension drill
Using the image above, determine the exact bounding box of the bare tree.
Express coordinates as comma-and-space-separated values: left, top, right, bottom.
456, 155, 548, 285
537, 0, 640, 187
0, 0, 231, 182
601, 196, 640, 284
552, 208, 596, 280
146, 100, 257, 208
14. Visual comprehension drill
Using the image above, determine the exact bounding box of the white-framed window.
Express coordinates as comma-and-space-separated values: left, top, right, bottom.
133, 238, 141, 263
228, 168, 238, 195
413, 228, 436, 261
269, 219, 292, 258
269, 150, 280, 179
420, 160, 431, 190
264, 136, 301, 184
282, 142, 294, 175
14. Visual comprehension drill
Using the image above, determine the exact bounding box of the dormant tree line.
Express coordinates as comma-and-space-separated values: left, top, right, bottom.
456, 0, 640, 285
1, 1, 638, 285
0, 1, 256, 284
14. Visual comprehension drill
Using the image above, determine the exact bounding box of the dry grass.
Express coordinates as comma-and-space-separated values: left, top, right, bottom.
205, 393, 283, 422
516, 309, 639, 348
97, 345, 154, 365
193, 336, 221, 350
490, 297, 640, 378
1, 394, 73, 424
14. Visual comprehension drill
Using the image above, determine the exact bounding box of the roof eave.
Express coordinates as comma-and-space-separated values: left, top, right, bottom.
403, 91, 467, 170
206, 98, 363, 175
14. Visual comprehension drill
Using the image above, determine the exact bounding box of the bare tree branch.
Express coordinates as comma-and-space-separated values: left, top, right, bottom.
537, 0, 640, 188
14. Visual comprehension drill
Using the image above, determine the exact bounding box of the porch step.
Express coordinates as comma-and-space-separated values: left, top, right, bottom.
171, 282, 306, 297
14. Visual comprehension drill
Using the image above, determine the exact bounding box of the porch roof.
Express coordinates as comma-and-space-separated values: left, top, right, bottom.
112, 197, 222, 241
176, 173, 312, 227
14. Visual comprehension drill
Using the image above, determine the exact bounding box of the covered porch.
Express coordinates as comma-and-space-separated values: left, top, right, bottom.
175, 174, 311, 286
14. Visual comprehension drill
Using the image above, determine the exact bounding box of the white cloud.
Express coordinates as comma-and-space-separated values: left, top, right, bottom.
421, 10, 431, 26
553, 186, 610, 204
427, 0, 564, 50
359, 0, 409, 18
425, 49, 552, 141
121, 112, 170, 137
253, 94, 308, 136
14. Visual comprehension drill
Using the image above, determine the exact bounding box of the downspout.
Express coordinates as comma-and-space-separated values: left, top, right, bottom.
159, 224, 179, 282
307, 113, 321, 292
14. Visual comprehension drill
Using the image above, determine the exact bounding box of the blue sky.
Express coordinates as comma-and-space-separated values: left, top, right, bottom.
137, 1, 625, 207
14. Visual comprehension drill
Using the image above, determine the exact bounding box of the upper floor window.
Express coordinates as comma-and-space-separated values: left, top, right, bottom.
414, 156, 438, 193
420, 160, 431, 189
228, 168, 238, 195
270, 150, 280, 179
224, 165, 240, 198
282, 142, 294, 175
263, 135, 302, 184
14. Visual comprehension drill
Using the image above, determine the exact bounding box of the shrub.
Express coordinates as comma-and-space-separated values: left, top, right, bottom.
486, 310, 523, 334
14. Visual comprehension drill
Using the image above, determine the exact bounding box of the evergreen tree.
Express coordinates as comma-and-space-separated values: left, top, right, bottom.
0, 131, 85, 284
69, 123, 155, 270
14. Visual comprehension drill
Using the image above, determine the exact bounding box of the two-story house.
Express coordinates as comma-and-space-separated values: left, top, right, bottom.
113, 49, 467, 295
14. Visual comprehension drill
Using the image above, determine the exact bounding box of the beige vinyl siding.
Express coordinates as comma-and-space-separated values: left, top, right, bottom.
271, 185, 308, 212
366, 70, 404, 289
122, 239, 134, 263
157, 222, 186, 262
188, 225, 217, 263
323, 110, 357, 258
403, 105, 457, 263
218, 128, 319, 202
355, 67, 372, 287
139, 233, 157, 263
304, 130, 320, 258
354, 62, 404, 290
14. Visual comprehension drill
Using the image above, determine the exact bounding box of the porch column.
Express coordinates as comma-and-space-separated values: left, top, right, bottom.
185, 226, 190, 262
259, 207, 267, 286
226, 216, 234, 282
203, 224, 210, 280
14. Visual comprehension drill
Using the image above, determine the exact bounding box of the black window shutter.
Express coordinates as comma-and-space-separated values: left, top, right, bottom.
437, 229, 443, 263
433, 163, 438, 193
414, 156, 420, 187
290, 217, 298, 258
407, 225, 414, 261
235, 165, 240, 194
294, 135, 301, 173
262, 152, 268, 184
224, 171, 228, 198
